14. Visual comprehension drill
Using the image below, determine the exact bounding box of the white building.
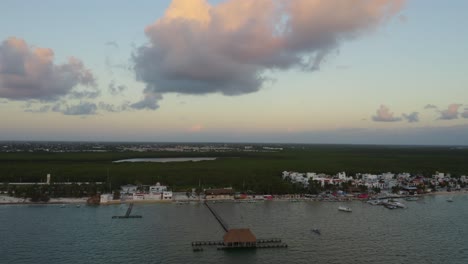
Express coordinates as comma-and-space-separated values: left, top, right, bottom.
162, 191, 173, 200
100, 194, 113, 203
121, 184, 138, 194
150, 182, 167, 193
380, 172, 395, 180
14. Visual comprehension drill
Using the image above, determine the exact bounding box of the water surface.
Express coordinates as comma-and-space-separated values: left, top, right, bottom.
1, 194, 467, 264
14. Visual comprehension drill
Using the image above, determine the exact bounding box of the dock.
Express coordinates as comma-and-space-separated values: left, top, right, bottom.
192, 202, 287, 251
112, 203, 142, 219
204, 201, 229, 232
192, 238, 287, 251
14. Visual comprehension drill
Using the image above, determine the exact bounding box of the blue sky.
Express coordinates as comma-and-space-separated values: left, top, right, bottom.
0, 0, 467, 144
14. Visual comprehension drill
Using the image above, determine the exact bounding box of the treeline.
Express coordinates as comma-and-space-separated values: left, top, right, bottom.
1, 146, 468, 195
1, 183, 108, 201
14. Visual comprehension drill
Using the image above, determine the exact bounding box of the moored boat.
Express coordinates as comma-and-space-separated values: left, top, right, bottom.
338, 206, 352, 212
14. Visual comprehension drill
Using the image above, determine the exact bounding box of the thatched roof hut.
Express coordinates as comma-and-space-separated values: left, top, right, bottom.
223, 229, 256, 247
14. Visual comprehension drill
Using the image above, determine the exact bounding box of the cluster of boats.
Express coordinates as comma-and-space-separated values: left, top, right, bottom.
367, 199, 406, 209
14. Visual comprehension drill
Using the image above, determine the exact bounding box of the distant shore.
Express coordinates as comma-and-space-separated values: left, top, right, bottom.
1, 190, 467, 205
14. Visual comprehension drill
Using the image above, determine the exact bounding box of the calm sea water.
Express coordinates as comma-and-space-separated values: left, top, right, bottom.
1, 195, 468, 264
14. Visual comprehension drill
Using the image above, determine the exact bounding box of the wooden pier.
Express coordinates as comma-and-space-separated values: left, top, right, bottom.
204, 201, 229, 232
112, 203, 142, 219
192, 202, 287, 251
192, 238, 287, 251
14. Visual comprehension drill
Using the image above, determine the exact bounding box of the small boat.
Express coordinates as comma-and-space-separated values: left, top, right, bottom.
76, 204, 81, 208
60, 204, 66, 208
311, 228, 321, 235
338, 206, 352, 212
367, 200, 381, 206
405, 197, 419, 201
447, 198, 453, 202
384, 204, 397, 209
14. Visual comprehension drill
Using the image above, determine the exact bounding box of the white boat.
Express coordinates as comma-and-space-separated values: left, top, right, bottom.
367, 200, 381, 206
447, 198, 453, 202
391, 201, 406, 208
387, 199, 406, 208
338, 206, 352, 212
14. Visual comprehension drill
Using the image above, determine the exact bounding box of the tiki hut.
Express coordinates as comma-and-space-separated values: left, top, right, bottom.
223, 229, 257, 248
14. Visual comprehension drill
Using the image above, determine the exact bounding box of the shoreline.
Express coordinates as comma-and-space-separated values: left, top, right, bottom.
1, 190, 467, 206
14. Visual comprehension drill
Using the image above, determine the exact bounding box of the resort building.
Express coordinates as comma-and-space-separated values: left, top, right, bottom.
150, 182, 167, 193
121, 184, 138, 194
205, 188, 235, 200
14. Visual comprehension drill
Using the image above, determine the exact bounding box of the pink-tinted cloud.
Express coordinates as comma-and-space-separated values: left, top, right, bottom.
133, 0, 405, 109
372, 105, 402, 122
0, 37, 96, 101
188, 124, 203, 132
439, 104, 462, 120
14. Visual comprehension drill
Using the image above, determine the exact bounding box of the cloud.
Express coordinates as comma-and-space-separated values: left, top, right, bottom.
439, 104, 462, 120
424, 104, 437, 109
0, 37, 96, 101
105, 41, 119, 48
372, 105, 402, 122
24, 105, 51, 113
108, 80, 127, 95
69, 88, 101, 99
133, 0, 404, 109
402, 112, 419, 123
98, 101, 130, 112
52, 101, 97, 116
130, 92, 162, 110
188, 124, 203, 132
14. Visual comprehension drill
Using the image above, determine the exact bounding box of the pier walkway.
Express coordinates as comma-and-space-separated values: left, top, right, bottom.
204, 201, 229, 232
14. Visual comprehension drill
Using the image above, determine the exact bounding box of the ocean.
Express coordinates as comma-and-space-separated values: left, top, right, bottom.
1, 194, 467, 264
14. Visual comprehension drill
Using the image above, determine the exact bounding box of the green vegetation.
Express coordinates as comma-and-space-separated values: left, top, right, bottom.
1, 145, 468, 195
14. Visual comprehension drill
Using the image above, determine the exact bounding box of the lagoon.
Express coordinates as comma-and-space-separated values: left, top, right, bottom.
113, 157, 218, 163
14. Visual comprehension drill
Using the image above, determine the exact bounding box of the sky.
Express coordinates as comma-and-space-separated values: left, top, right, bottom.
0, 0, 467, 145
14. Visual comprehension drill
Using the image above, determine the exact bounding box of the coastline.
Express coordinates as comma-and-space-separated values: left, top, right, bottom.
1, 190, 467, 206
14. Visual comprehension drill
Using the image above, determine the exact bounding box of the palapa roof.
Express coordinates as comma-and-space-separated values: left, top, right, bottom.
223, 229, 256, 243
205, 188, 234, 195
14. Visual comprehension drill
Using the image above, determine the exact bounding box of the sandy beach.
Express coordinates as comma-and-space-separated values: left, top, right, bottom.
0, 195, 88, 205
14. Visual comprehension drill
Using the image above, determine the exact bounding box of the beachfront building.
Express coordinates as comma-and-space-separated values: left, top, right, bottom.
205, 188, 235, 200
121, 184, 138, 194
162, 191, 173, 200
150, 182, 167, 193
100, 194, 113, 203
117, 182, 173, 201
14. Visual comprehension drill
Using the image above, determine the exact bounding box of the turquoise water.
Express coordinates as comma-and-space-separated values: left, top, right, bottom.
1, 195, 467, 264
